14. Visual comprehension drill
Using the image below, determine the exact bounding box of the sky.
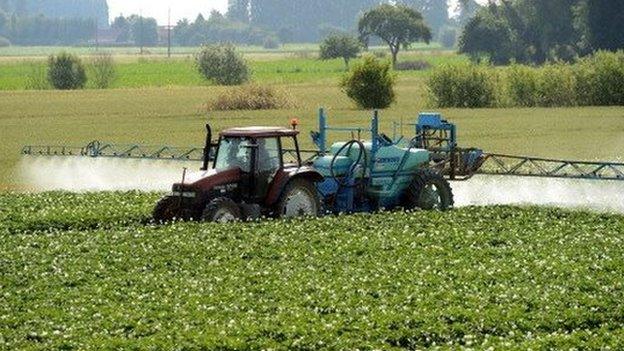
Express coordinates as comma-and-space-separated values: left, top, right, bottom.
107, 0, 486, 26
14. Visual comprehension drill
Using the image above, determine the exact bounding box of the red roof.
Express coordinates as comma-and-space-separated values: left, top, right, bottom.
220, 126, 299, 138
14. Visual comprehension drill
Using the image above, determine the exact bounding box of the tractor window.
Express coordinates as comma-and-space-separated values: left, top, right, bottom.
281, 136, 299, 165
215, 137, 252, 172
257, 138, 281, 173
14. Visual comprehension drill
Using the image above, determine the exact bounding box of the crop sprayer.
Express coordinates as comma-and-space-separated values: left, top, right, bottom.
22, 109, 624, 222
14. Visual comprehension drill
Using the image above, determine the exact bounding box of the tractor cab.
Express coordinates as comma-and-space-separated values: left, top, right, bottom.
214, 127, 303, 201
155, 125, 323, 222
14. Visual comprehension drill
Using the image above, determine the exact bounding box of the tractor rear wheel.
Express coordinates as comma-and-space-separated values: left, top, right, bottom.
202, 197, 242, 223
153, 196, 182, 223
277, 178, 321, 218
403, 170, 454, 211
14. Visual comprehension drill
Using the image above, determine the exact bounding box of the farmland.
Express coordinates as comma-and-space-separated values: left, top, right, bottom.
1, 191, 624, 350
1, 44, 624, 350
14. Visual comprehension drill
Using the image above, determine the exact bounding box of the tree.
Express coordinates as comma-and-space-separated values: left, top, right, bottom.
227, 0, 250, 23
458, 7, 516, 64
111, 15, 130, 43
0, 9, 7, 33
129, 15, 158, 47
399, 0, 449, 36
576, 0, 624, 52
358, 4, 432, 67
319, 33, 361, 69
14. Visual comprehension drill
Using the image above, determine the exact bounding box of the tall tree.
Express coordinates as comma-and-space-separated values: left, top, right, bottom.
576, 0, 624, 52
227, 0, 250, 23
358, 4, 432, 67
399, 0, 449, 35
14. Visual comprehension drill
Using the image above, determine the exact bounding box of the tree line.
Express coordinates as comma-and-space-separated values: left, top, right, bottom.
227, 0, 479, 43
0, 0, 108, 45
459, 0, 624, 64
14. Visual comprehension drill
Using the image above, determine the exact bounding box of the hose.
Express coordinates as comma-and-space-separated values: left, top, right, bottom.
330, 139, 367, 187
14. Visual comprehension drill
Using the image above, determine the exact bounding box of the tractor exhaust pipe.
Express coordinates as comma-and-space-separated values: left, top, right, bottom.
201, 124, 212, 171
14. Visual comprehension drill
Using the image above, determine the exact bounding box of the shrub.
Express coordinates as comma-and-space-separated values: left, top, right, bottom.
341, 55, 396, 109
196, 44, 249, 86
47, 52, 87, 90
394, 60, 431, 71
0, 36, 10, 47
575, 51, 624, 106
89, 52, 116, 89
427, 62, 496, 108
210, 84, 296, 111
263, 36, 280, 49
536, 62, 577, 107
25, 62, 50, 90
506, 64, 539, 106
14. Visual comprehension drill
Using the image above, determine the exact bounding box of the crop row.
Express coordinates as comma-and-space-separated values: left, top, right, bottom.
1, 192, 624, 349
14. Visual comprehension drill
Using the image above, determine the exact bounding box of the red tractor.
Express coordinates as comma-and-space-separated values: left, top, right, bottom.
153, 124, 324, 222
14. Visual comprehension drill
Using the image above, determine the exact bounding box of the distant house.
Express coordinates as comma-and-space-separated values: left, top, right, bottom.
93, 27, 124, 46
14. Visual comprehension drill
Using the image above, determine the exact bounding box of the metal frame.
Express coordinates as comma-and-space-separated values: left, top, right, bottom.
477, 153, 624, 181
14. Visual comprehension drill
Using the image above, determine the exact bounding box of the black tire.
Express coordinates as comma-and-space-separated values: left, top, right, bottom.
403, 169, 454, 211
152, 196, 182, 223
202, 197, 242, 223
276, 178, 321, 218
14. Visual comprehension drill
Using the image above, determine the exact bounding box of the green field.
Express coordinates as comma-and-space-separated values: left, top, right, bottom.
0, 50, 462, 90
2, 192, 624, 349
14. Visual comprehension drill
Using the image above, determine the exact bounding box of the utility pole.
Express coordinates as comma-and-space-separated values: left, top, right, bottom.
167, 7, 171, 58
95, 18, 99, 52
139, 10, 144, 55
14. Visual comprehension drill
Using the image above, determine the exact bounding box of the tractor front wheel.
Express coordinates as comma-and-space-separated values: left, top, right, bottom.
403, 170, 454, 211
153, 196, 182, 223
202, 197, 242, 223
277, 178, 321, 218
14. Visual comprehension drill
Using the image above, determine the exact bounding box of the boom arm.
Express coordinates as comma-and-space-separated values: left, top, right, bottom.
409, 113, 624, 182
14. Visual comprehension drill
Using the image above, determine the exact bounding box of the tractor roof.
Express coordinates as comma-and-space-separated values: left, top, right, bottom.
220, 126, 299, 138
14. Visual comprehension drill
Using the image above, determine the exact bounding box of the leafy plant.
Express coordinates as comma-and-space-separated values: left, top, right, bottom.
47, 52, 87, 90
427, 62, 496, 108
506, 63, 539, 107
341, 55, 396, 109
196, 44, 250, 86
89, 52, 116, 89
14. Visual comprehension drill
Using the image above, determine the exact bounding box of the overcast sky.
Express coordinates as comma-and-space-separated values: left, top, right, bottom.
107, 0, 485, 25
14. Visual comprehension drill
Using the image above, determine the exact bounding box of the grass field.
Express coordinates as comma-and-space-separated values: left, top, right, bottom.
0, 50, 462, 90
2, 192, 624, 349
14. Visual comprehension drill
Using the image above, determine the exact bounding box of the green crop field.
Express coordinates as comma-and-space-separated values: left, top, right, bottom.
0, 50, 461, 90
2, 192, 624, 349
